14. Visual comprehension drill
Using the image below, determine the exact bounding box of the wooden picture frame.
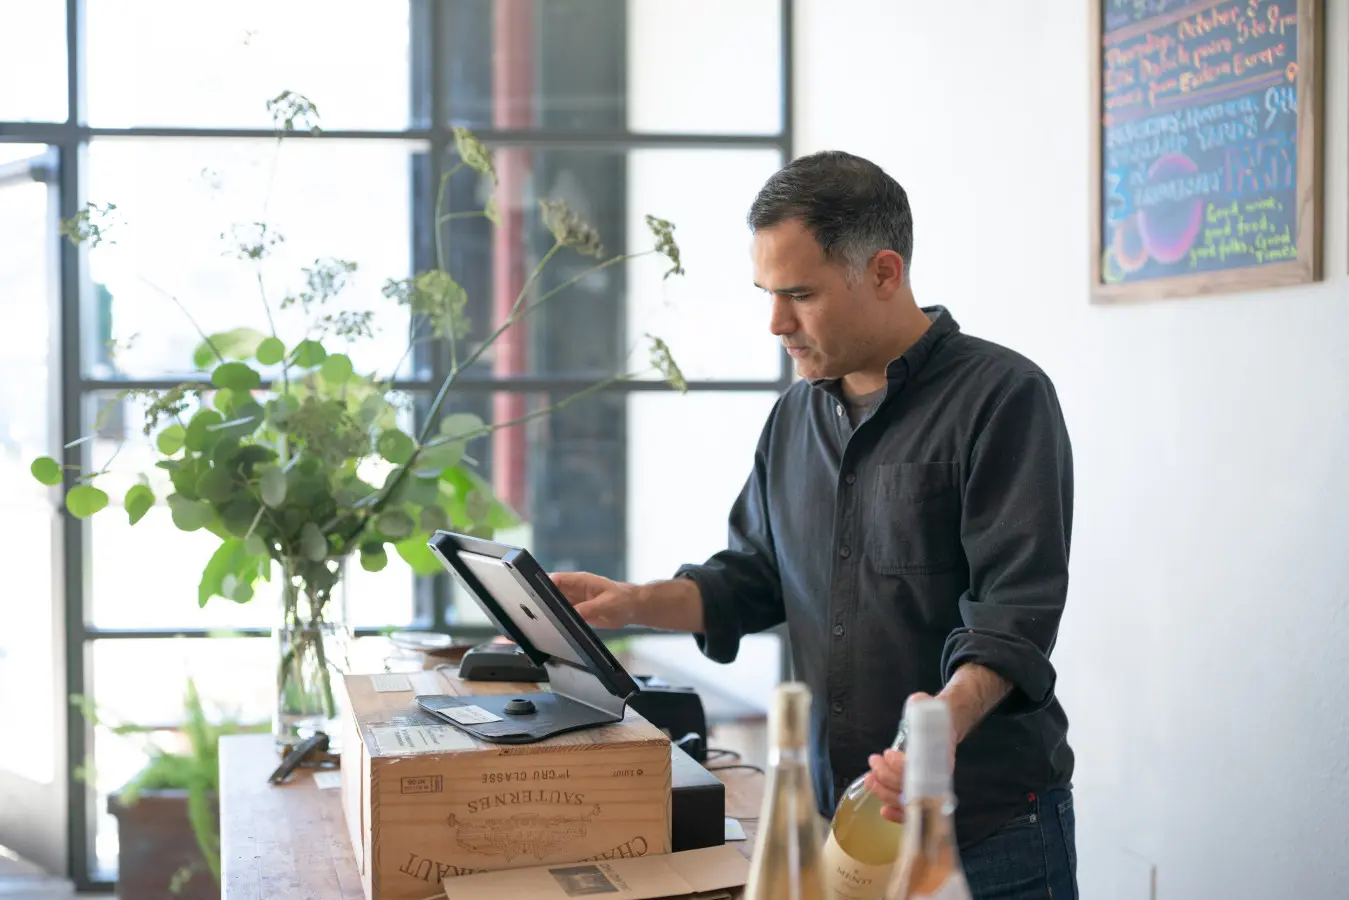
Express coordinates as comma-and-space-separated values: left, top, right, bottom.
1089, 0, 1323, 304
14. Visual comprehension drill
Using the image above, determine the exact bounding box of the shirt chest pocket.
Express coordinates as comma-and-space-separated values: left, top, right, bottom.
867, 462, 963, 575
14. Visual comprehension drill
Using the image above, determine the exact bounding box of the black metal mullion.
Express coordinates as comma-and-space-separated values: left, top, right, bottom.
61, 0, 96, 888
425, 0, 453, 632
776, 0, 796, 679
77, 376, 783, 394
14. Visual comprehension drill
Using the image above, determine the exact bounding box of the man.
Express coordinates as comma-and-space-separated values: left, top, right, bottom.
552, 151, 1077, 897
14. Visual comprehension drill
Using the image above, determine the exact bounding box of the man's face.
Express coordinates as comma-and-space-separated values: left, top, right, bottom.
752, 218, 884, 383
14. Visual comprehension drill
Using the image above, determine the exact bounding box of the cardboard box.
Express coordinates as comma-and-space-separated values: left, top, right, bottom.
340, 669, 673, 900
437, 844, 749, 900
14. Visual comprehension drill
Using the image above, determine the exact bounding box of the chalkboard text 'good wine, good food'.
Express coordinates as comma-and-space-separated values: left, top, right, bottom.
1093, 0, 1320, 300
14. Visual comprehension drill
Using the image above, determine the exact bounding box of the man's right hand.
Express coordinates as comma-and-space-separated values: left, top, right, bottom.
549, 572, 643, 629
548, 572, 706, 633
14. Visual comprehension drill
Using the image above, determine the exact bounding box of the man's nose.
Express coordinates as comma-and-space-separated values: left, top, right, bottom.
769, 296, 795, 337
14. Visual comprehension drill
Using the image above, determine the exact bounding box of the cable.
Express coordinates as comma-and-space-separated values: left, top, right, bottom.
704, 747, 742, 762
707, 763, 764, 774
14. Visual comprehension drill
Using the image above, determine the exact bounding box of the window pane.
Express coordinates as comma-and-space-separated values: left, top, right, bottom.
438, 389, 779, 626
86, 1, 416, 129
86, 392, 418, 630
87, 634, 397, 879
445, 0, 782, 135
438, 146, 782, 383
0, 150, 59, 784
85, 138, 421, 381
0, 5, 66, 122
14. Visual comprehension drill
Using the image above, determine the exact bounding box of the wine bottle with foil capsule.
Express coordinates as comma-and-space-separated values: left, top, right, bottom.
885, 698, 971, 900
743, 681, 830, 900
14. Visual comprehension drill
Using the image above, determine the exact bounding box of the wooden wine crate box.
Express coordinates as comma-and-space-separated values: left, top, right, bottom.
339, 668, 673, 900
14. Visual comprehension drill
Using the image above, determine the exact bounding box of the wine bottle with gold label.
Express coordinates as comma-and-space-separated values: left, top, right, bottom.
821, 720, 907, 900
884, 698, 972, 900
744, 682, 829, 900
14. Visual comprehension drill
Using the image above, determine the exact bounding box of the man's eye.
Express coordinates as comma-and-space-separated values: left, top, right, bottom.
789, 293, 811, 301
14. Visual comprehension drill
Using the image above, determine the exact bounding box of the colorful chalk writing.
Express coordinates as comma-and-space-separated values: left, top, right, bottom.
1100, 0, 1299, 284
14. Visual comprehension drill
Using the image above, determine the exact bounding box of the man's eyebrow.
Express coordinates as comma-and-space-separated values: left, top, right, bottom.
753, 282, 812, 294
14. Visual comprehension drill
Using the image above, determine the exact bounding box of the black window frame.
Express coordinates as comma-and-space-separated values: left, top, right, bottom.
0, 0, 795, 889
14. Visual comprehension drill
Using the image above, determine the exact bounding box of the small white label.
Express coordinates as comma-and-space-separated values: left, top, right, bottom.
371, 723, 476, 755
822, 830, 896, 900
436, 704, 504, 725
312, 770, 343, 790
369, 673, 413, 693
724, 817, 746, 841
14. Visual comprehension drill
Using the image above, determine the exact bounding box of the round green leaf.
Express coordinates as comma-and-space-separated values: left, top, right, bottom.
439, 413, 485, 441
168, 493, 215, 531
156, 424, 186, 455
196, 466, 236, 503
259, 464, 287, 508
193, 327, 267, 370
290, 340, 328, 368
395, 533, 443, 576
124, 483, 155, 525
359, 543, 388, 573
30, 457, 62, 486
419, 506, 450, 534
211, 361, 262, 392
300, 522, 328, 562
244, 534, 269, 556
376, 509, 415, 540
465, 489, 491, 524
377, 429, 415, 466
414, 439, 465, 475
66, 485, 109, 518
183, 411, 224, 452
255, 337, 286, 366
320, 353, 353, 385
213, 388, 235, 412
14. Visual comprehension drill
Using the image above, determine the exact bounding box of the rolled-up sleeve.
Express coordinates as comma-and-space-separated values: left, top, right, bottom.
674, 407, 785, 664
941, 370, 1074, 714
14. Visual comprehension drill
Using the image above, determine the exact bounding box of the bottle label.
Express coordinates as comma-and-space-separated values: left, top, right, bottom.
821, 831, 895, 900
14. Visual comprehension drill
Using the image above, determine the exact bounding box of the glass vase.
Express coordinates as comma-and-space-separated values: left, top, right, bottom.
272, 561, 350, 752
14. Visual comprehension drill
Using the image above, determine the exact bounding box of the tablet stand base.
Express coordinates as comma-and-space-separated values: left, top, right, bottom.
415, 660, 631, 744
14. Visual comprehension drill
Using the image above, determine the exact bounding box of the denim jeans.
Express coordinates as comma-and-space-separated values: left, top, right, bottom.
961, 788, 1078, 900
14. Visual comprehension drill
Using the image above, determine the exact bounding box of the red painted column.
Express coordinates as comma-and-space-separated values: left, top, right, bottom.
491, 0, 533, 516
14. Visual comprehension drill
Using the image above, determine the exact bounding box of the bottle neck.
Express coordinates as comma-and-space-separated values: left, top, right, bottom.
888, 720, 908, 752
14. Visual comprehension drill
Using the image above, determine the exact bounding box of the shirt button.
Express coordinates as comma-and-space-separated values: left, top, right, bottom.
844, 473, 856, 485
831, 700, 845, 715
835, 404, 844, 417
838, 545, 851, 558
832, 623, 845, 637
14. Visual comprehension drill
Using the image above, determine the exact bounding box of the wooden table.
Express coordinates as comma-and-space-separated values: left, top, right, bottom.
220, 733, 763, 899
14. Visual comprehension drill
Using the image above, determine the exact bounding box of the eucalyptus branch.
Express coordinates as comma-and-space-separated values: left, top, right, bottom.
138, 275, 225, 365
514, 243, 562, 318
458, 372, 638, 440
363, 247, 646, 527
433, 162, 467, 273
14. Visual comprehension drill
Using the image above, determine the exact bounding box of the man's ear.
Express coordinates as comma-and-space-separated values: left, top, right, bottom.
872, 249, 906, 296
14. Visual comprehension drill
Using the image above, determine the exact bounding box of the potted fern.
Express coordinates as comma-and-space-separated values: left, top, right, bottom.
33, 92, 687, 749
75, 679, 263, 898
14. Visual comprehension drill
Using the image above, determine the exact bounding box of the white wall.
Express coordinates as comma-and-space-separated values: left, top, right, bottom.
797, 2, 1349, 898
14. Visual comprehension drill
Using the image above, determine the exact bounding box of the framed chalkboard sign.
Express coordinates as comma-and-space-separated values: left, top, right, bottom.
1090, 0, 1323, 303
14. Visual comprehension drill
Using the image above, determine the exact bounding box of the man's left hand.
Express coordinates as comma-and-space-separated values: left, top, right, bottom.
863, 691, 936, 823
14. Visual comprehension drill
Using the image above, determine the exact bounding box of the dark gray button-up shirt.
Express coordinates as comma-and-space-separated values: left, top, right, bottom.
676, 306, 1075, 848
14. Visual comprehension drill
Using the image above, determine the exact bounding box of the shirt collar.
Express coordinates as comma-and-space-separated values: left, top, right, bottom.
809, 305, 960, 394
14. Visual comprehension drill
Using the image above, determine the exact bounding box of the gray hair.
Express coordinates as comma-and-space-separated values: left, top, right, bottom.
747, 150, 913, 282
